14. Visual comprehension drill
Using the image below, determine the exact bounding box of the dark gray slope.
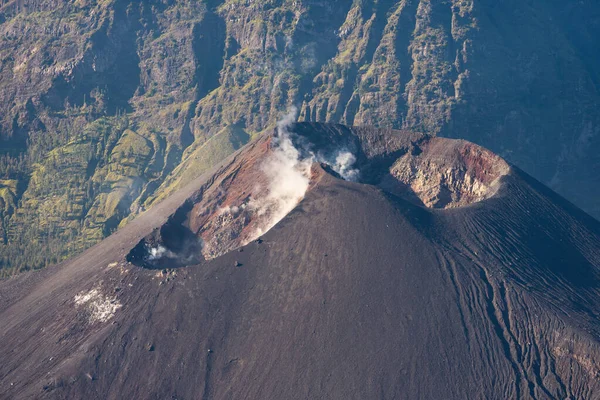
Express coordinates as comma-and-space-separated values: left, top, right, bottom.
2, 168, 600, 399
2, 123, 600, 399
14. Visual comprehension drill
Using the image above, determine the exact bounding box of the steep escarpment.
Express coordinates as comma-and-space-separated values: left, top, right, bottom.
1, 0, 600, 275
2, 124, 600, 399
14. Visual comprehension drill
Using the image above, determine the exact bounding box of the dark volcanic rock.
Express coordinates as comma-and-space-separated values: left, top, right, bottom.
2, 123, 600, 399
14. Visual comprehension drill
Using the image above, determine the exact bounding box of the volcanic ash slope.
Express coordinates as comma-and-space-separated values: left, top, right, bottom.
2, 123, 600, 399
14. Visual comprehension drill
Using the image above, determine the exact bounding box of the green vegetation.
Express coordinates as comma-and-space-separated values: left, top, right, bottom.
145, 125, 250, 207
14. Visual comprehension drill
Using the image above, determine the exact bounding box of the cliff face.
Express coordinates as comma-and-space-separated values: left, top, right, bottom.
1, 0, 599, 274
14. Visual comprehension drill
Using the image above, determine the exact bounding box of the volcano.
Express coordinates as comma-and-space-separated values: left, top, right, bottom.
2, 122, 600, 399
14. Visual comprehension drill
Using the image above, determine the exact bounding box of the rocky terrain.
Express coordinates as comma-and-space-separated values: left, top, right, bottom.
1, 0, 599, 275
1, 122, 600, 399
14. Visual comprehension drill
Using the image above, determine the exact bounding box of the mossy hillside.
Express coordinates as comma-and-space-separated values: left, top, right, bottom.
351, 2, 411, 127
0, 1, 213, 275
145, 124, 250, 208
192, 51, 303, 139
2, 117, 124, 270
191, 0, 351, 138
82, 128, 154, 240
0, 180, 18, 245
300, 1, 378, 124
0, 180, 18, 211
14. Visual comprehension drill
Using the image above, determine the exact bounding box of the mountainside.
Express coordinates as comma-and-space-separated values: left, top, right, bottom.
1, 0, 600, 275
1, 123, 600, 399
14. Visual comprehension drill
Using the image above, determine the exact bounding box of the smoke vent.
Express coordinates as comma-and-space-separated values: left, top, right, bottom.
126, 201, 204, 269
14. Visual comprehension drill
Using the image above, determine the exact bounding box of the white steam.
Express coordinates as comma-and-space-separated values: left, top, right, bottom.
334, 151, 360, 181
242, 107, 360, 242
277, 105, 299, 132
147, 245, 175, 261
247, 107, 313, 237
217, 204, 247, 216
323, 150, 360, 181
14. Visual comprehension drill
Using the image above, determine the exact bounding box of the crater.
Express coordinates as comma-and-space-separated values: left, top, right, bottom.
125, 125, 511, 269
379, 138, 510, 209
126, 201, 204, 269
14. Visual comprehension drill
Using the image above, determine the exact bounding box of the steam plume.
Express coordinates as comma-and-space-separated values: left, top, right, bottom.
208, 107, 361, 251
247, 107, 313, 237
319, 150, 360, 181
147, 245, 176, 261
